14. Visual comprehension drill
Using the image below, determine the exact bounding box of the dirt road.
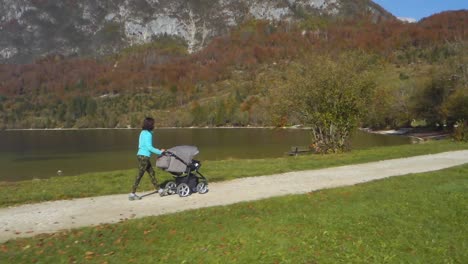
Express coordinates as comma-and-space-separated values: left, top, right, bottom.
1, 150, 467, 243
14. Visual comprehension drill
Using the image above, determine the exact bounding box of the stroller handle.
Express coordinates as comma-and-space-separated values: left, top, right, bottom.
161, 151, 175, 157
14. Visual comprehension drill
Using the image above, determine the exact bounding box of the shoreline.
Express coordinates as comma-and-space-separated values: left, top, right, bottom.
5, 125, 453, 136
2, 126, 301, 131
360, 127, 451, 142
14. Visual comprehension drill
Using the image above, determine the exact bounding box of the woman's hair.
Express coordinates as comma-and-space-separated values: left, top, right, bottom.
142, 117, 155, 131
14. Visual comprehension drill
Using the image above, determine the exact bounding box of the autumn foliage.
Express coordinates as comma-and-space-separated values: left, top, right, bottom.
0, 11, 467, 129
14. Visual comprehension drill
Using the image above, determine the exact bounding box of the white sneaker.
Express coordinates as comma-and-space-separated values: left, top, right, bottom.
159, 188, 171, 197
128, 193, 141, 201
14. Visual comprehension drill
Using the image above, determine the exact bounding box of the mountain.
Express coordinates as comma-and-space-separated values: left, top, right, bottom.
0, 0, 393, 63
0, 7, 466, 130
397, 17, 416, 23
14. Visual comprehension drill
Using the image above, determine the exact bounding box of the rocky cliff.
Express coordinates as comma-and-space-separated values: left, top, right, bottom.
0, 0, 393, 63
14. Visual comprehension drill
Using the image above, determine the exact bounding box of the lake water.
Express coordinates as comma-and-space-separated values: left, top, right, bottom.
0, 128, 410, 182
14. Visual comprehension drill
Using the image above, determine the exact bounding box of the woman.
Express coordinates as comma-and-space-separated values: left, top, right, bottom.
129, 117, 165, 201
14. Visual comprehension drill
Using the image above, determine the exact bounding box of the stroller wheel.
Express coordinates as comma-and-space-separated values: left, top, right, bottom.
176, 183, 191, 197
165, 181, 177, 195
196, 182, 209, 194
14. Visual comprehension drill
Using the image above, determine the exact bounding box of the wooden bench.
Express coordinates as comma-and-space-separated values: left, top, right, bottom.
287, 146, 312, 156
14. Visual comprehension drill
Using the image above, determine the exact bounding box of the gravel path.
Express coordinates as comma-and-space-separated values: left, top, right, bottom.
1, 150, 467, 243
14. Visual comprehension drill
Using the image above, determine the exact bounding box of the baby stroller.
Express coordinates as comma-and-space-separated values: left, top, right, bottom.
156, 146, 209, 197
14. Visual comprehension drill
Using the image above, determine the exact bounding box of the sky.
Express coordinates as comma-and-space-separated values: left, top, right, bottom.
373, 0, 468, 21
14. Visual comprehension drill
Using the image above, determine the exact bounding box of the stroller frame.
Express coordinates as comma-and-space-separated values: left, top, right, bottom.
159, 150, 208, 197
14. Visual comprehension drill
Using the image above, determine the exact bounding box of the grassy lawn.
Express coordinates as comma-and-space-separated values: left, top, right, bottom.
0, 140, 467, 207
2, 163, 467, 263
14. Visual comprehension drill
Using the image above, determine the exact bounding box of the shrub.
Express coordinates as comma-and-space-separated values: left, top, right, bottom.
453, 120, 468, 142
271, 52, 377, 153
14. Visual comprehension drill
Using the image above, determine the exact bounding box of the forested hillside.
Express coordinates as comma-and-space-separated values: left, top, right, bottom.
0, 10, 467, 129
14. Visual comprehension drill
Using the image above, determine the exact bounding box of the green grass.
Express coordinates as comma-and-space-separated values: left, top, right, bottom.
0, 140, 467, 207
2, 164, 467, 263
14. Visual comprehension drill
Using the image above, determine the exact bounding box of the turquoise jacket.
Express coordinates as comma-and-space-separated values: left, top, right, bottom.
137, 130, 163, 157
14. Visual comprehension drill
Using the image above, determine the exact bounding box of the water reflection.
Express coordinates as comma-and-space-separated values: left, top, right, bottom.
0, 128, 410, 181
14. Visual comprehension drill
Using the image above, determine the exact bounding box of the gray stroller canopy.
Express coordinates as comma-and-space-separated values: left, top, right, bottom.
156, 145, 199, 173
